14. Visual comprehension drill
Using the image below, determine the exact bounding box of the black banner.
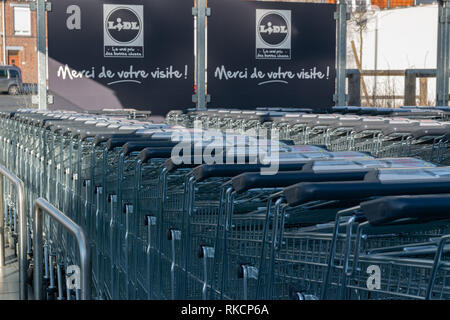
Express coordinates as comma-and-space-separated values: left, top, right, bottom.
48, 0, 194, 115
207, 0, 336, 111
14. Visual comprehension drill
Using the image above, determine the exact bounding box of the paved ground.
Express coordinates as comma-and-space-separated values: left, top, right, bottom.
0, 94, 33, 110
0, 247, 20, 300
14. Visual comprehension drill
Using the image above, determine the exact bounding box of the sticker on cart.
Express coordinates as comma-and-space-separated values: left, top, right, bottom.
201, 140, 248, 148
303, 152, 337, 159
330, 152, 373, 159
117, 125, 145, 130
388, 119, 417, 125
385, 158, 436, 167
311, 160, 368, 172
284, 113, 302, 118
418, 121, 443, 127
301, 114, 318, 119
362, 118, 385, 123
288, 145, 326, 153
339, 115, 361, 120
268, 151, 370, 163
317, 115, 338, 119
264, 152, 310, 163
160, 132, 183, 140
86, 121, 106, 126
311, 158, 436, 173
425, 167, 450, 177
134, 129, 167, 134
377, 167, 450, 182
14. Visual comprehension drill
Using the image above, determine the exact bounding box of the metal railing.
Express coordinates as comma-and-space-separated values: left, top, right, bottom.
346, 68, 440, 107
0, 165, 27, 300
21, 83, 38, 95
33, 198, 91, 300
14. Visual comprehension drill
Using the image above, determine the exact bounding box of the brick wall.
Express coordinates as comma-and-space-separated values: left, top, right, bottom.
0, 0, 40, 84
371, 0, 414, 8
260, 0, 415, 7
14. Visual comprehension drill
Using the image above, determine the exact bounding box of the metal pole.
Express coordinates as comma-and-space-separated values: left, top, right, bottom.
437, 0, 444, 105
33, 200, 43, 300
36, 0, 47, 110
374, 16, 378, 106
437, 0, 450, 106
335, 0, 348, 106
33, 198, 91, 300
16, 176, 26, 299
0, 166, 27, 299
2, 0, 6, 65
194, 0, 208, 110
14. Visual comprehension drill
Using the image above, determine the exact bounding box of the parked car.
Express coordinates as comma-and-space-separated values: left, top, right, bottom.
0, 65, 22, 95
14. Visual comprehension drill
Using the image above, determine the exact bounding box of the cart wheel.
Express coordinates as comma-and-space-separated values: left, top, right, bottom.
8, 85, 19, 96
26, 263, 34, 286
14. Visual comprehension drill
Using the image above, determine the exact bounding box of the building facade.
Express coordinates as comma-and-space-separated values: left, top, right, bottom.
272, 0, 418, 8
0, 0, 40, 84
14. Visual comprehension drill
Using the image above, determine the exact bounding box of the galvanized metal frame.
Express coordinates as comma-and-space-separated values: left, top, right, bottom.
33, 0, 49, 110
437, 0, 450, 106
335, 0, 348, 106
0, 165, 27, 300
33, 197, 91, 300
193, 0, 209, 110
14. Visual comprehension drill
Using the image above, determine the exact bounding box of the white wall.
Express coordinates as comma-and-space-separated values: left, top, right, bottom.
348, 4, 438, 105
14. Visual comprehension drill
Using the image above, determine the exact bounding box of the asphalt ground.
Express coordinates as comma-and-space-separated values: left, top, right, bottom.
0, 94, 33, 111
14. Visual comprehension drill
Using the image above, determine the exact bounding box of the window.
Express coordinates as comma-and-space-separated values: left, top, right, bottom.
13, 6, 31, 36
0, 70, 7, 78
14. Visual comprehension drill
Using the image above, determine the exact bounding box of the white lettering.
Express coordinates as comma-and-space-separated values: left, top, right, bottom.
66, 5, 81, 30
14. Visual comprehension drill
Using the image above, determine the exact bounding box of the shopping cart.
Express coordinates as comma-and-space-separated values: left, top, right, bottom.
234, 158, 437, 300
212, 152, 392, 300
339, 194, 450, 300
259, 166, 450, 300
181, 146, 329, 300
151, 140, 331, 299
